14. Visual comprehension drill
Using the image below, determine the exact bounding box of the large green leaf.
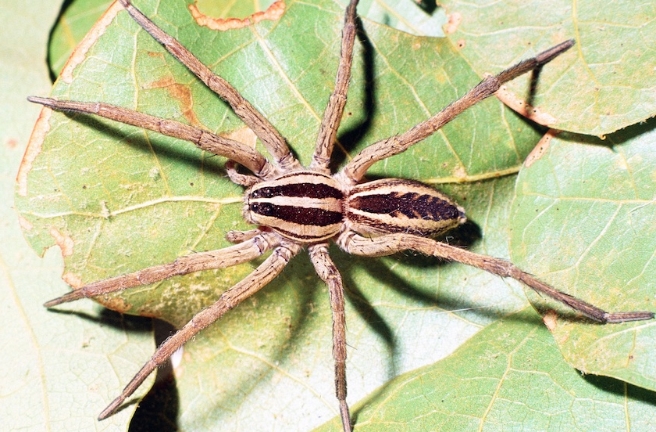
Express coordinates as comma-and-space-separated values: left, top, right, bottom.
510, 123, 656, 390
316, 307, 656, 431
439, 0, 656, 135
15, 0, 656, 430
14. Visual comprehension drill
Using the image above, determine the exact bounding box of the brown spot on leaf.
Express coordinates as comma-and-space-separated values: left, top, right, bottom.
543, 310, 558, 331
444, 12, 461, 34
6, 137, 18, 149
189, 0, 285, 31
61, 2, 123, 83
50, 227, 75, 257
98, 295, 131, 313
452, 165, 467, 180
525, 129, 559, 168
17, 108, 51, 196
496, 84, 557, 126
223, 126, 258, 148
146, 51, 165, 60
18, 216, 33, 232
456, 39, 466, 50
146, 77, 200, 126
62, 272, 82, 289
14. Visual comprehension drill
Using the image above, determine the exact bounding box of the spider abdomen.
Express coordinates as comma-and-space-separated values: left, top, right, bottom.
345, 179, 466, 237
245, 171, 345, 242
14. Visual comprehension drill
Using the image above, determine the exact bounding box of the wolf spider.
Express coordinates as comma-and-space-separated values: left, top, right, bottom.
29, 0, 653, 430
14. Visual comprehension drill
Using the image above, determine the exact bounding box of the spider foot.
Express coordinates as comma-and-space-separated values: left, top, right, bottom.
603, 311, 654, 323
340, 399, 353, 432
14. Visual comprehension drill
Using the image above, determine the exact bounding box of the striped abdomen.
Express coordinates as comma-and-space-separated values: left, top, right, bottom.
345, 179, 466, 237
244, 172, 466, 243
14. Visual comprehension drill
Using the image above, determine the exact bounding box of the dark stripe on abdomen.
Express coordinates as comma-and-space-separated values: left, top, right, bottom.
250, 203, 343, 226
251, 183, 343, 200
350, 193, 461, 221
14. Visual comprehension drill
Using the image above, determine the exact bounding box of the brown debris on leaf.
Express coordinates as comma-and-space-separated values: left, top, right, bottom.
444, 12, 461, 34
524, 128, 559, 168
146, 77, 201, 127
496, 84, 557, 126
189, 0, 285, 31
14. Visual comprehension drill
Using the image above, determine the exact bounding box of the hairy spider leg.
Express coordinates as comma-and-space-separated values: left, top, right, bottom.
337, 232, 654, 323
26, 96, 277, 179
118, 0, 300, 172
311, 0, 360, 173
339, 40, 576, 184
43, 231, 281, 307
98, 242, 301, 419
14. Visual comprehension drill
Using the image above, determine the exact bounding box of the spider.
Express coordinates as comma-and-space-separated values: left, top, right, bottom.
28, 0, 653, 430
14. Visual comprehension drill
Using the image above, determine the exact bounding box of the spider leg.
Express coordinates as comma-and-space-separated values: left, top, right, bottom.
311, 0, 359, 173
98, 241, 302, 420
339, 40, 575, 184
44, 231, 281, 307
308, 244, 352, 432
118, 0, 300, 172
28, 96, 276, 179
226, 160, 260, 187
338, 231, 654, 324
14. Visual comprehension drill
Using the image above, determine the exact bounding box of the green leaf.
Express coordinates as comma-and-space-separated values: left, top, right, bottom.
510, 123, 656, 390
439, 0, 656, 135
15, 0, 656, 431
49, 0, 114, 77
0, 1, 154, 431
315, 307, 656, 431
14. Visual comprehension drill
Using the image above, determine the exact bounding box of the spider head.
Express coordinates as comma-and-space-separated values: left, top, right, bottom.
243, 171, 345, 243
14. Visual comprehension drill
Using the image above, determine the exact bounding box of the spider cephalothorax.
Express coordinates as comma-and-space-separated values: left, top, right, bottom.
28, 0, 653, 431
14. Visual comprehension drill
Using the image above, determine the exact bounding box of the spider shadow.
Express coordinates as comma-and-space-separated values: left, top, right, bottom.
584, 374, 656, 407
416, 0, 439, 14
556, 115, 656, 149
45, 307, 180, 429
140, 254, 320, 430
335, 217, 591, 393
46, 304, 154, 333
129, 319, 180, 432
63, 113, 229, 181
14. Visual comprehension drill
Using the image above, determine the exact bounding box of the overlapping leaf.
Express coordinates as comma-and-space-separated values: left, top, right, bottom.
510, 125, 656, 390
316, 308, 656, 431
440, 0, 656, 134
